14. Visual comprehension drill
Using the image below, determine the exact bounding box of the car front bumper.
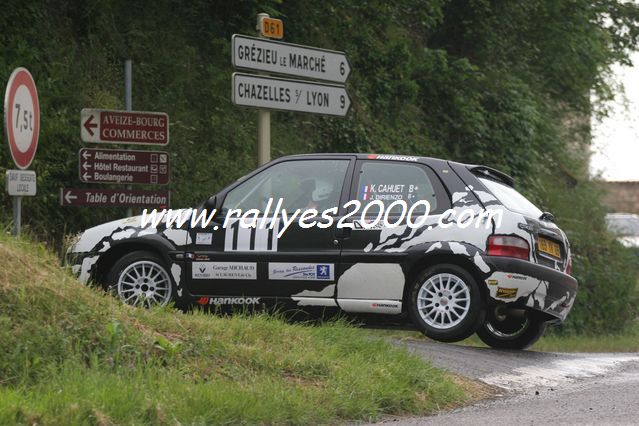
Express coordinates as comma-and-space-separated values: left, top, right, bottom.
482, 256, 578, 322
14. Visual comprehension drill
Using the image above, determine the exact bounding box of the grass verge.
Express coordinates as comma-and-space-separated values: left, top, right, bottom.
0, 234, 471, 425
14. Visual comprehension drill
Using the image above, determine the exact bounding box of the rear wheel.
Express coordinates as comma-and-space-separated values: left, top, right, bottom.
408, 264, 485, 342
476, 309, 546, 350
105, 251, 174, 308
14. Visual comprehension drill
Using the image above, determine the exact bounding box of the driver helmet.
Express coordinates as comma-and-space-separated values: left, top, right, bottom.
312, 179, 334, 202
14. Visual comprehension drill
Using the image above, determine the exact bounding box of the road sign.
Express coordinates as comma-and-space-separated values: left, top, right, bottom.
6, 170, 36, 196
232, 73, 351, 117
259, 17, 283, 39
232, 35, 351, 84
60, 188, 170, 207
78, 148, 169, 185
80, 108, 169, 145
4, 68, 40, 170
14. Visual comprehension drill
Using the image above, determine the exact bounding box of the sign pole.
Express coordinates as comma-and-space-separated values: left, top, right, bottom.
124, 60, 133, 217
12, 196, 21, 236
256, 13, 271, 166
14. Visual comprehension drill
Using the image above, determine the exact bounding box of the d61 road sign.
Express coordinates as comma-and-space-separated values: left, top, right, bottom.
232, 73, 351, 117
79, 148, 169, 185
81, 109, 169, 145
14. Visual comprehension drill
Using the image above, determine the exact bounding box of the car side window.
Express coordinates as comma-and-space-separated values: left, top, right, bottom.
354, 161, 450, 215
222, 159, 349, 214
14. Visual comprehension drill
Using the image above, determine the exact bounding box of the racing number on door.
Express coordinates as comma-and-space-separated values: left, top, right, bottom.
224, 218, 280, 252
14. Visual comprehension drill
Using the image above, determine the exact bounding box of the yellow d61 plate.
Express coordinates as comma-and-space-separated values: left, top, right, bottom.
538, 237, 561, 258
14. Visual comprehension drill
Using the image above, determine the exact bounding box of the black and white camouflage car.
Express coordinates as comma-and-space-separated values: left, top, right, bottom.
67, 153, 577, 349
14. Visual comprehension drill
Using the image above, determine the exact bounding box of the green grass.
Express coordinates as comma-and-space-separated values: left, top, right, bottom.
0, 234, 469, 425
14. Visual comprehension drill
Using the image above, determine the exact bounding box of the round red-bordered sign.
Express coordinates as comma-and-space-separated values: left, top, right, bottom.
4, 68, 40, 170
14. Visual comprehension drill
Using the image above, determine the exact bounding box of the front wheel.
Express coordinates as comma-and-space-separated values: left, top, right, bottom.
105, 250, 175, 308
476, 311, 546, 350
408, 264, 485, 342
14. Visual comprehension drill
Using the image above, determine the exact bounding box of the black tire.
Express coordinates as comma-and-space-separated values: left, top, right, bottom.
407, 264, 485, 342
476, 313, 547, 350
105, 250, 175, 308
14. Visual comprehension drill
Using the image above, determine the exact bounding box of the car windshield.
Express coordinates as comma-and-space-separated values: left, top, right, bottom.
479, 177, 543, 218
606, 216, 639, 236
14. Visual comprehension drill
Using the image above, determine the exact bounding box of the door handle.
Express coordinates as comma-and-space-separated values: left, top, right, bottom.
335, 226, 352, 239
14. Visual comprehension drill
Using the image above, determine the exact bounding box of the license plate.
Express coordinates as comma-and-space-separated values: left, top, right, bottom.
538, 237, 561, 258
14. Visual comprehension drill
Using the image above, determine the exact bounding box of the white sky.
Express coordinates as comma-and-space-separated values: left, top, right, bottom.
591, 51, 639, 181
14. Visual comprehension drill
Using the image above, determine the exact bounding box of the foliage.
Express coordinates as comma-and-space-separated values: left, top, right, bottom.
0, 0, 638, 332
0, 233, 466, 424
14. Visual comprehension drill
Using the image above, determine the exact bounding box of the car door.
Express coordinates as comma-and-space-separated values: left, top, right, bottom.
336, 158, 452, 312
185, 156, 354, 303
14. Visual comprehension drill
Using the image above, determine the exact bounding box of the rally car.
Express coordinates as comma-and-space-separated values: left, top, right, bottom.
67, 153, 577, 349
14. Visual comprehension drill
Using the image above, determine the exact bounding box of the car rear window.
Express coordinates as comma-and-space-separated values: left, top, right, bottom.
479, 177, 542, 218
355, 161, 450, 215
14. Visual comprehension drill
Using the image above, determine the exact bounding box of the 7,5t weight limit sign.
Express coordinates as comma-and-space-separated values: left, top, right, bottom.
232, 73, 351, 117
4, 68, 40, 170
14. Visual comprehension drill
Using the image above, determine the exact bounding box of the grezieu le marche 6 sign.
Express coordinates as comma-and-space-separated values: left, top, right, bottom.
232, 35, 351, 84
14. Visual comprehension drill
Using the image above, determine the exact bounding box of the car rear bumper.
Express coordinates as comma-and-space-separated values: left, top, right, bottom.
482, 256, 578, 322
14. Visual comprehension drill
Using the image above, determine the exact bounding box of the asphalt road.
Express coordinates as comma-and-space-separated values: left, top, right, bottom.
374, 339, 639, 425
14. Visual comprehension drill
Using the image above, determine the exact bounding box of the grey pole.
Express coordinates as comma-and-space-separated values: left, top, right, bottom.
256, 13, 271, 166
12, 196, 21, 236
125, 60, 133, 217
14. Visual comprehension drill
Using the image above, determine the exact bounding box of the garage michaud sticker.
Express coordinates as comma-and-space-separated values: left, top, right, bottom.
192, 262, 256, 280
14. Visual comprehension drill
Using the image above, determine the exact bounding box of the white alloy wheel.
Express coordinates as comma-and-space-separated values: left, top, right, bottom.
117, 260, 172, 307
417, 273, 471, 329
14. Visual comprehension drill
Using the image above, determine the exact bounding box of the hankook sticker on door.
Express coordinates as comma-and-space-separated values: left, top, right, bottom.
192, 262, 257, 280
269, 263, 334, 280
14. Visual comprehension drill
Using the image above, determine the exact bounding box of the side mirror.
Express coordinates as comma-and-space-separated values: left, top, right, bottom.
204, 195, 217, 210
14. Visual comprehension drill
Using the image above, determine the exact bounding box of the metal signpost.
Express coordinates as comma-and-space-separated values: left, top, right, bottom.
60, 188, 169, 208
78, 148, 170, 185
3, 67, 40, 236
63, 61, 171, 212
232, 73, 351, 117
232, 13, 352, 166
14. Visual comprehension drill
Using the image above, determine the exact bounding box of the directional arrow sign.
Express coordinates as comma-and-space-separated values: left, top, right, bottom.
78, 148, 169, 185
80, 109, 169, 145
232, 35, 351, 84
60, 188, 170, 207
232, 73, 351, 117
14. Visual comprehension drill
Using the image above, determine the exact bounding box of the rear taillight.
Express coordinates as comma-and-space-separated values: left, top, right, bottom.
487, 235, 530, 260
566, 256, 573, 276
